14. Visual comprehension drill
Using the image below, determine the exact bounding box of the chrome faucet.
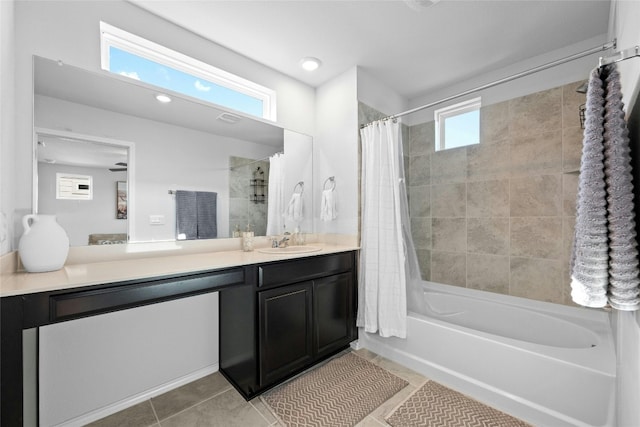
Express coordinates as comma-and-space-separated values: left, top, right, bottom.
278, 232, 291, 248
271, 232, 291, 248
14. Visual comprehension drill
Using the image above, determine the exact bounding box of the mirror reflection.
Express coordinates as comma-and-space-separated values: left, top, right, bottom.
36, 131, 131, 246
33, 56, 312, 246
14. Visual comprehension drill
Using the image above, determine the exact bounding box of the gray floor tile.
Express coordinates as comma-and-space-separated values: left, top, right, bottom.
250, 397, 278, 424
151, 372, 232, 421
86, 400, 158, 427
160, 388, 270, 427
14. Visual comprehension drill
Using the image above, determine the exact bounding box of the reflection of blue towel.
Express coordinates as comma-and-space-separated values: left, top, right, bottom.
196, 191, 217, 239
176, 191, 197, 240
175, 191, 217, 240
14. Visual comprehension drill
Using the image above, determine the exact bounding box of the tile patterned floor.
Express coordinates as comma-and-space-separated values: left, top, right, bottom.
88, 349, 428, 427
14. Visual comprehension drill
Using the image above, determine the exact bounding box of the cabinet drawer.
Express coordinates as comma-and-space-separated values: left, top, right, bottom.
258, 252, 354, 288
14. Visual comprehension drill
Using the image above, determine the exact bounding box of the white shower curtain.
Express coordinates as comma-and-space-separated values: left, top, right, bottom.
358, 119, 418, 338
266, 153, 285, 236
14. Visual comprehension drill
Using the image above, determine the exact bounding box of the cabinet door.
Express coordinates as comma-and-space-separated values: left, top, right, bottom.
314, 272, 354, 358
258, 282, 313, 387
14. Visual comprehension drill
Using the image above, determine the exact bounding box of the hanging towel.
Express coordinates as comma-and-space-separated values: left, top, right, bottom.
196, 191, 217, 239
176, 190, 198, 240
320, 189, 337, 221
175, 190, 217, 240
285, 193, 303, 222
602, 66, 640, 311
571, 64, 640, 311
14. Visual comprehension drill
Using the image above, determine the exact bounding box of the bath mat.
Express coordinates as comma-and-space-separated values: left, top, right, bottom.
386, 381, 531, 427
261, 352, 408, 427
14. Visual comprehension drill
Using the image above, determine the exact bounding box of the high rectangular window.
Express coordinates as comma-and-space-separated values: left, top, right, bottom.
434, 97, 481, 151
100, 22, 277, 121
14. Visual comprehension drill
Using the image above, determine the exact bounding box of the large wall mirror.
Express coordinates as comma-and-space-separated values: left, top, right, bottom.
33, 56, 313, 246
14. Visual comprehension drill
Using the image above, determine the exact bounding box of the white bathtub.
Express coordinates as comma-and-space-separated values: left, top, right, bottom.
359, 281, 616, 427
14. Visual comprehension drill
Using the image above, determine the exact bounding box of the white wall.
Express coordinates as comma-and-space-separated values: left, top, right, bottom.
405, 35, 608, 125
314, 67, 359, 236
10, 0, 315, 250
38, 163, 127, 246
39, 292, 219, 426
612, 0, 640, 112
357, 67, 408, 119
36, 95, 279, 242
609, 2, 640, 426
0, 0, 15, 256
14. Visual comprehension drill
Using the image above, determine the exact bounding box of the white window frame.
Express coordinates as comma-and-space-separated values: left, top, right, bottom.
434, 97, 481, 151
99, 22, 277, 121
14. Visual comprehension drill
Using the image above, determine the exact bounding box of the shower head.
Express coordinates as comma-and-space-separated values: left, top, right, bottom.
576, 81, 588, 94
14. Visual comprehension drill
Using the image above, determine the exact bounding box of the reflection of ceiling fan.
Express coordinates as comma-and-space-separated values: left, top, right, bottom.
109, 162, 127, 172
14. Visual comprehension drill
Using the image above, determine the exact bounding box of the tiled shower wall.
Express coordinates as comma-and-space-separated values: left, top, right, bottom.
229, 156, 269, 236
407, 81, 586, 305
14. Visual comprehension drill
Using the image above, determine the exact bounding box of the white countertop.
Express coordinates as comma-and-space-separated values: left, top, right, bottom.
0, 243, 358, 297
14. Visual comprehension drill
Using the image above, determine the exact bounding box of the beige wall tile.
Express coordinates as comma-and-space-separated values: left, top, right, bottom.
467, 139, 510, 181
415, 249, 431, 281
510, 217, 562, 259
431, 147, 467, 184
431, 251, 466, 287
510, 130, 562, 177
510, 174, 561, 217
410, 121, 435, 156
409, 185, 431, 217
480, 101, 509, 143
562, 80, 588, 129
467, 217, 509, 255
562, 173, 579, 216
411, 217, 432, 249
467, 253, 509, 294
467, 179, 509, 217
401, 123, 410, 158
432, 218, 467, 253
563, 216, 576, 267
510, 257, 563, 304
562, 126, 583, 173
509, 87, 562, 137
431, 183, 466, 217
409, 154, 430, 186
404, 155, 410, 186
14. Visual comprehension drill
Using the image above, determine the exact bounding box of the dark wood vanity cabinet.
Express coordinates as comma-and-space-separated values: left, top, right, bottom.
220, 251, 357, 399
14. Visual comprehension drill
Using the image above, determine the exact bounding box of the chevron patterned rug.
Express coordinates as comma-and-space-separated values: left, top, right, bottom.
261, 352, 408, 427
386, 381, 532, 427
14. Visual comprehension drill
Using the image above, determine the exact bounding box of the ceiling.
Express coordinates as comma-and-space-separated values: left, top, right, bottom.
131, 0, 611, 100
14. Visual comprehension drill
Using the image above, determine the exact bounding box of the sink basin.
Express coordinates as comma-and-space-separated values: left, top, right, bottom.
257, 246, 322, 254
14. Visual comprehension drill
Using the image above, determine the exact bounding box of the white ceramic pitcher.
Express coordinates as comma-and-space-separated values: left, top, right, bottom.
18, 214, 69, 273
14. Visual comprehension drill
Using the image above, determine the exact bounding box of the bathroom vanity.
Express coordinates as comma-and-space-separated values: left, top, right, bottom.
0, 245, 358, 426
220, 251, 356, 398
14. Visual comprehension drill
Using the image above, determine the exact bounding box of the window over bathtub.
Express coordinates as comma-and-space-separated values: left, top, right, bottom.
434, 97, 480, 151
99, 22, 277, 121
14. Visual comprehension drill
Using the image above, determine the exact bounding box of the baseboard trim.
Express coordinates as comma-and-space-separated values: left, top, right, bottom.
55, 364, 219, 427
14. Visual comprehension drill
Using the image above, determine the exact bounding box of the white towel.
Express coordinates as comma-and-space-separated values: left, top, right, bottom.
285, 193, 303, 222
320, 189, 337, 221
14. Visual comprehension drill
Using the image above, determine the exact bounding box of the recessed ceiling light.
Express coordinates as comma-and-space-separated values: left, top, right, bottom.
300, 57, 321, 72
155, 94, 172, 103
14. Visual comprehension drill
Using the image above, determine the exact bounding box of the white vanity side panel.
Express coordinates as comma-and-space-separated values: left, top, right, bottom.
39, 292, 218, 426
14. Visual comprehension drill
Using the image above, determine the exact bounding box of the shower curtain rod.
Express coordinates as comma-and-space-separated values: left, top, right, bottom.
362, 39, 617, 127
228, 150, 283, 171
